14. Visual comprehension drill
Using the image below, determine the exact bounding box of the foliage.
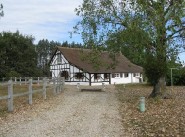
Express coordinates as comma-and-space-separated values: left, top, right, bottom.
0, 31, 41, 78
75, 0, 185, 97
166, 66, 185, 86
36, 39, 57, 76
0, 3, 3, 18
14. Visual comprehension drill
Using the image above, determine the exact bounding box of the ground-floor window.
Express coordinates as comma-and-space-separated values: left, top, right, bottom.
94, 74, 101, 79
112, 73, 120, 78
104, 74, 109, 79
61, 70, 69, 80
134, 73, 140, 77
75, 72, 84, 79
124, 73, 129, 78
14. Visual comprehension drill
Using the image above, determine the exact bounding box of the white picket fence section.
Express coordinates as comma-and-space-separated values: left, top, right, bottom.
0, 77, 65, 112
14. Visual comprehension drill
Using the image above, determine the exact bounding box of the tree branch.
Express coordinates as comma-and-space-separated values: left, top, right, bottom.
167, 27, 185, 40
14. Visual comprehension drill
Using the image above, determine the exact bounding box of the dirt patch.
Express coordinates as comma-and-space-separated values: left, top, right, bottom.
0, 85, 125, 137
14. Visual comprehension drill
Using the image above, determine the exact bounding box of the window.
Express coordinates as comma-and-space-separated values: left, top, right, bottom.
94, 74, 101, 79
104, 74, 109, 79
75, 72, 84, 79
60, 71, 69, 80
57, 54, 62, 64
120, 73, 123, 78
112, 73, 120, 78
124, 73, 129, 78
134, 73, 139, 77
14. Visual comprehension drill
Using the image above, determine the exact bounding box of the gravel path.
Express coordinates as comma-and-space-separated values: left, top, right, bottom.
0, 85, 124, 137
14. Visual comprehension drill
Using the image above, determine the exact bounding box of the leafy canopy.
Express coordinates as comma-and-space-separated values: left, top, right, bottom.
74, 0, 185, 86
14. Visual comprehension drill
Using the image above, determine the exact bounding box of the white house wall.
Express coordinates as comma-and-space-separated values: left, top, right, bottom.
50, 51, 90, 82
111, 73, 142, 84
50, 50, 143, 85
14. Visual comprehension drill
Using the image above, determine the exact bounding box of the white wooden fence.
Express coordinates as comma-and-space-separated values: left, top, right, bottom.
0, 77, 65, 112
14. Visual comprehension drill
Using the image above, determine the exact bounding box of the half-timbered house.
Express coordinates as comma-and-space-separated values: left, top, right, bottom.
49, 47, 143, 85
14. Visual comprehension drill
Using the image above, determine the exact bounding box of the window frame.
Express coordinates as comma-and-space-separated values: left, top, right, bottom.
94, 74, 101, 80
60, 70, 69, 80
75, 72, 84, 79
124, 73, 129, 78
104, 74, 109, 79
114, 73, 120, 78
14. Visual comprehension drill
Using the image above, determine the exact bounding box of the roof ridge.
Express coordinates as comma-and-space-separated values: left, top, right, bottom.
57, 46, 89, 51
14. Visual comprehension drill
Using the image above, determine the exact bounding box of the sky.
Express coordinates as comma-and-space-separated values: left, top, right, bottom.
0, 0, 184, 62
0, 0, 83, 44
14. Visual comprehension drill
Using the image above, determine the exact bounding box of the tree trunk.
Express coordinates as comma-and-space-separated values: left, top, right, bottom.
149, 76, 170, 98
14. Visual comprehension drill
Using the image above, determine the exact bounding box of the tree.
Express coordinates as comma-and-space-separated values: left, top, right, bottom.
0, 31, 41, 78
0, 3, 3, 18
36, 39, 58, 76
74, 0, 185, 98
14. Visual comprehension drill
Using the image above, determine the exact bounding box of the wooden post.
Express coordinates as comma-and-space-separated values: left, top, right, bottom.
59, 77, 62, 92
19, 77, 21, 85
56, 77, 59, 93
28, 78, 33, 105
43, 78, 47, 99
37, 77, 40, 85
89, 74, 91, 86
8, 80, 13, 112
25, 77, 27, 85
109, 73, 111, 84
15, 77, 17, 83
102, 83, 105, 91
53, 78, 56, 95
53, 78, 57, 95
62, 77, 65, 91
58, 77, 60, 92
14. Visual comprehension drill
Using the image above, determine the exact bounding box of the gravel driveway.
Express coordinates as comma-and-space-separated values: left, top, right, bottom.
0, 85, 124, 137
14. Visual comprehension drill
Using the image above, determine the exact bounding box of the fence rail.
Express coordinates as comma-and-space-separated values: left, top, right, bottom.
0, 77, 65, 112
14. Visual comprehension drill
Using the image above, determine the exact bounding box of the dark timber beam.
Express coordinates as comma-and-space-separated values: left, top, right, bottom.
89, 73, 91, 86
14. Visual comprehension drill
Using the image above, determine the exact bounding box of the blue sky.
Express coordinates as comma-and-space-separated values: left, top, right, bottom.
0, 0, 184, 62
0, 0, 83, 44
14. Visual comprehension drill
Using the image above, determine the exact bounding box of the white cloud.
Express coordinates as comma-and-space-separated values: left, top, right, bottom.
0, 0, 83, 43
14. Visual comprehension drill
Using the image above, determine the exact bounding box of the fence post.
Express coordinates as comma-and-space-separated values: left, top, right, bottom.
28, 78, 33, 105
62, 77, 65, 91
43, 78, 47, 99
8, 80, 13, 112
56, 77, 58, 93
57, 77, 60, 93
19, 77, 21, 85
58, 77, 61, 92
25, 77, 27, 85
53, 78, 56, 95
37, 77, 40, 85
15, 77, 17, 83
